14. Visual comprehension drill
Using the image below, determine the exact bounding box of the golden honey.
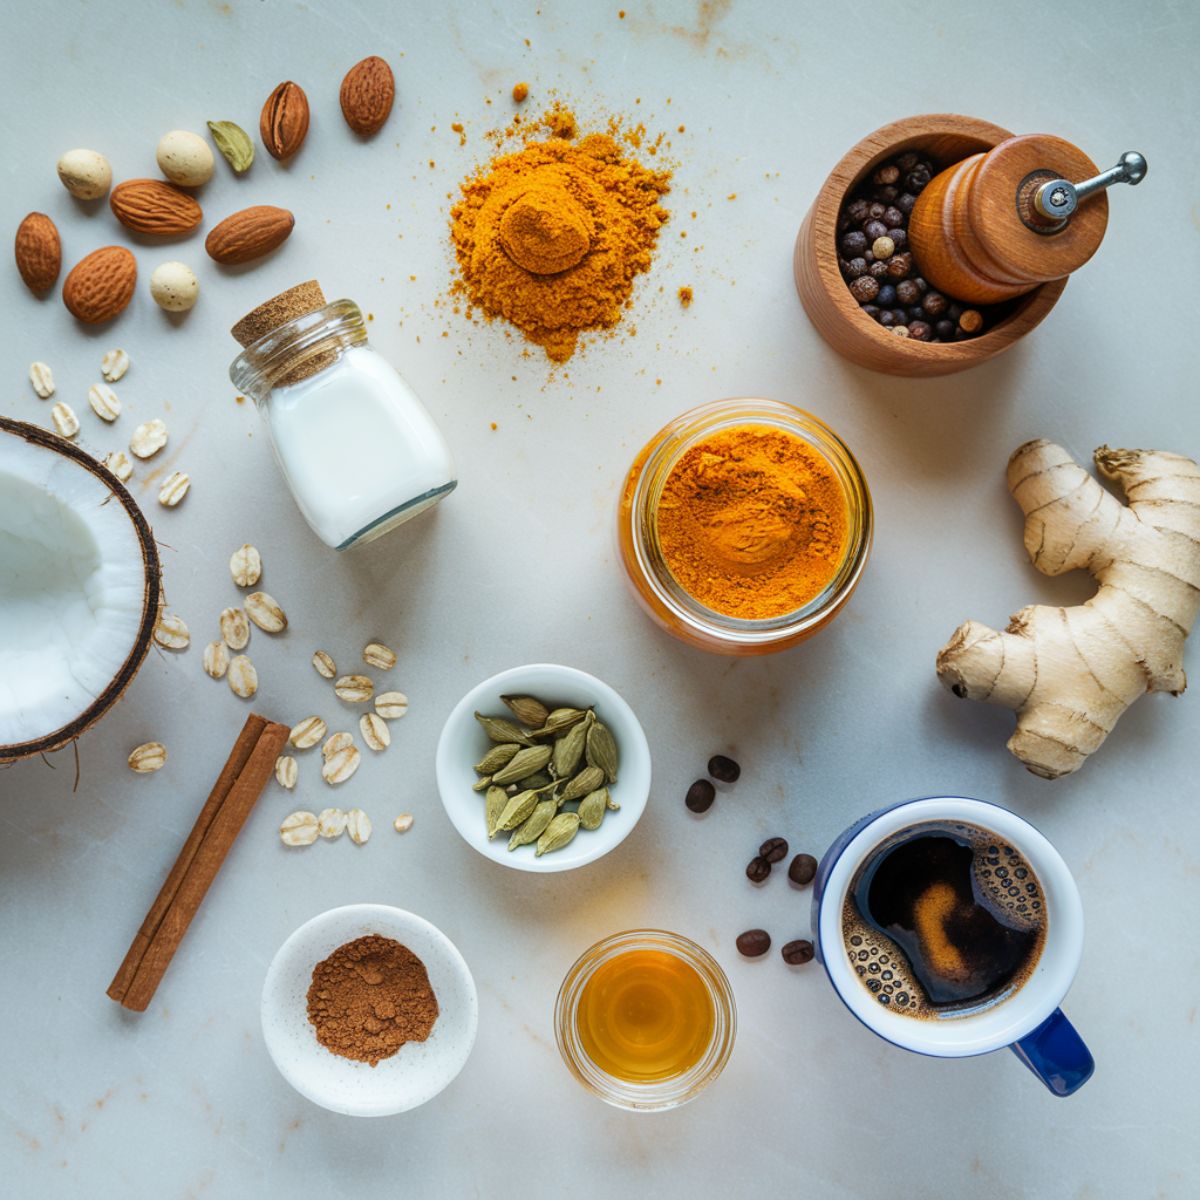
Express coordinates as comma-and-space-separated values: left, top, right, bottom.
575, 948, 715, 1083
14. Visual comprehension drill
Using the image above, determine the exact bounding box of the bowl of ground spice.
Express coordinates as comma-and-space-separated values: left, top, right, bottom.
617, 398, 872, 654
261, 904, 478, 1116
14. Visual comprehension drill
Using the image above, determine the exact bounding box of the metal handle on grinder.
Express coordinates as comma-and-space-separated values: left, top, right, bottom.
1032, 151, 1147, 221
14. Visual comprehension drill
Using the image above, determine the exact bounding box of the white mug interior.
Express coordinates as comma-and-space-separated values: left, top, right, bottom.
818, 797, 1083, 1058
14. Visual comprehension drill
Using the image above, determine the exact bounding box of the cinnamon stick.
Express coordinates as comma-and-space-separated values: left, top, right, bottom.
108, 713, 289, 1012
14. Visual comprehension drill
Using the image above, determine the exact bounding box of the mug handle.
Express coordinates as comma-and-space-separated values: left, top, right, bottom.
1010, 1009, 1094, 1097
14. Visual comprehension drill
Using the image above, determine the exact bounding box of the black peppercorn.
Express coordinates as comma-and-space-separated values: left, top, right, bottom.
872, 164, 900, 186
887, 227, 907, 251
886, 251, 913, 279
746, 856, 771, 883
868, 261, 889, 279
844, 256, 867, 278
840, 230, 867, 257
914, 276, 928, 293
875, 283, 897, 307
896, 191, 917, 214
935, 319, 955, 341
909, 320, 932, 341
685, 779, 715, 813
846, 197, 869, 223
866, 201, 886, 221
895, 150, 920, 173
863, 218, 888, 242
882, 206, 904, 228
905, 164, 933, 193
895, 279, 920, 305
877, 308, 896, 327
921, 290, 947, 317
876, 185, 898, 203
860, 304, 880, 321
708, 754, 741, 782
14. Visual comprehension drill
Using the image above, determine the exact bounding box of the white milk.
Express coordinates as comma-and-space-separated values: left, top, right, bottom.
265, 346, 456, 549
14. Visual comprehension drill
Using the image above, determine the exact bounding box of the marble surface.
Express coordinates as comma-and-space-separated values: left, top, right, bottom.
2, 1, 1198, 1196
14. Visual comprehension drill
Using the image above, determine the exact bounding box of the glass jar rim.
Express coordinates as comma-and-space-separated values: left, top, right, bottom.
228, 297, 367, 400
624, 398, 873, 646
554, 929, 736, 1112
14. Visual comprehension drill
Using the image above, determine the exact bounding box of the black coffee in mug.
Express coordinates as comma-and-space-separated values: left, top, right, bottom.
840, 821, 1046, 1018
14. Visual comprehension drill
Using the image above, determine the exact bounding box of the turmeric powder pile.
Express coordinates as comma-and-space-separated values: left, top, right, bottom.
450, 108, 672, 362
655, 425, 849, 621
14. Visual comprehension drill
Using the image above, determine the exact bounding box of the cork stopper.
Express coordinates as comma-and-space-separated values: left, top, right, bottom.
231, 281, 337, 387
231, 280, 327, 348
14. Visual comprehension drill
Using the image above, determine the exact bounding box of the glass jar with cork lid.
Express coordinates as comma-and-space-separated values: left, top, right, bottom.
617, 398, 872, 655
229, 281, 456, 550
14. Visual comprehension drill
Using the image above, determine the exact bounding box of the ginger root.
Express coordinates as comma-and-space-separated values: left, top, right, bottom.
936, 439, 1200, 779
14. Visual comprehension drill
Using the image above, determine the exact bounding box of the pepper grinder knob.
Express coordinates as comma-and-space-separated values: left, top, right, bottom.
1032, 151, 1148, 221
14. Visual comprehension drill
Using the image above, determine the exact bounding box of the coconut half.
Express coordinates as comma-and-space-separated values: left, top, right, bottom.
0, 417, 160, 762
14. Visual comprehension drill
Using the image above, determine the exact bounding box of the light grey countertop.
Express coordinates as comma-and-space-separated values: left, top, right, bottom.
2, 1, 1198, 1196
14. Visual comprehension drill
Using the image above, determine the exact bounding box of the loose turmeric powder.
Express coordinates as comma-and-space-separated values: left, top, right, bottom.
655, 425, 849, 620
450, 108, 672, 362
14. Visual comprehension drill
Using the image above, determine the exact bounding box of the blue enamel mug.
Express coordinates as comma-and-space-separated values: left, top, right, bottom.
812, 796, 1094, 1097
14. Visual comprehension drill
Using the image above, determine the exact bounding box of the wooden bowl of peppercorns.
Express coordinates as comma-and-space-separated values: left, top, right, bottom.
794, 114, 1067, 377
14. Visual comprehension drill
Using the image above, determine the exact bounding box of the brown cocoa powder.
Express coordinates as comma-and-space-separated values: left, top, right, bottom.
306, 935, 439, 1067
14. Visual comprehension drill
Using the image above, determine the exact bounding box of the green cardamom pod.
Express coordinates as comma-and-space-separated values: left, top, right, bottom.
490, 743, 553, 785
485, 786, 508, 839
475, 742, 522, 774
552, 716, 589, 779
473, 775, 494, 792
606, 793, 621, 811
536, 812, 581, 856
559, 764, 605, 804
507, 797, 557, 850
577, 788, 609, 831
475, 711, 535, 746
207, 120, 255, 173
518, 771, 553, 791
501, 694, 550, 728
529, 707, 589, 738
585, 719, 619, 784
497, 788, 540, 831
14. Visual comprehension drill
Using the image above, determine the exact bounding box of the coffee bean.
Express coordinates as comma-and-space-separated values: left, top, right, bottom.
746, 856, 771, 883
760, 836, 789, 863
685, 779, 715, 813
788, 853, 818, 886
781, 939, 815, 965
736, 929, 771, 957
708, 754, 741, 783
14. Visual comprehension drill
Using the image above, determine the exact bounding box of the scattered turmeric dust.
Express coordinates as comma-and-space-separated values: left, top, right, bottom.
678, 286, 693, 307
512, 82, 529, 103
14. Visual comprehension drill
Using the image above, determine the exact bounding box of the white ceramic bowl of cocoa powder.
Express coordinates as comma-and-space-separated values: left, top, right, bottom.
261, 903, 478, 1116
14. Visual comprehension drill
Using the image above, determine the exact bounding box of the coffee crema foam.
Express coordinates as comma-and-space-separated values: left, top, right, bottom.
840, 821, 1047, 1020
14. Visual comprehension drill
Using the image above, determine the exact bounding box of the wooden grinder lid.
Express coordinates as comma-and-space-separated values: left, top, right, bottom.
968, 135, 1109, 285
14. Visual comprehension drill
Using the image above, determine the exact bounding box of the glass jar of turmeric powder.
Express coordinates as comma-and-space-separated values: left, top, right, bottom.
617, 399, 872, 655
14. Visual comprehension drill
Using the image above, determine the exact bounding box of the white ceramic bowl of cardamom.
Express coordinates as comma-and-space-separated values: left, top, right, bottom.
261, 904, 478, 1117
435, 664, 652, 873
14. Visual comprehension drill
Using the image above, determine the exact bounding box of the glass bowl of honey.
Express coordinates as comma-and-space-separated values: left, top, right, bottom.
554, 930, 736, 1111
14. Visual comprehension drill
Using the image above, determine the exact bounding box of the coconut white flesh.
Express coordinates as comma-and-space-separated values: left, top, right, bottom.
0, 434, 148, 748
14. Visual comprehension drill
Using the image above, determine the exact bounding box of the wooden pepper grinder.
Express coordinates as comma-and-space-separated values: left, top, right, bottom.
908, 139, 1146, 304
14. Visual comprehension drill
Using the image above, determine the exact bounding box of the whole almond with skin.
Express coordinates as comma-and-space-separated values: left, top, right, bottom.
260, 81, 310, 160
62, 246, 137, 324
340, 56, 395, 136
205, 206, 294, 265
15, 212, 62, 293
110, 179, 203, 236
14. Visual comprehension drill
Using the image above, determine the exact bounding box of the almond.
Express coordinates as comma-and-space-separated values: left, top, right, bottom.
62, 246, 137, 324
14, 212, 62, 293
260, 81, 310, 160
110, 179, 203, 236
339, 56, 395, 136
205, 205, 295, 265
